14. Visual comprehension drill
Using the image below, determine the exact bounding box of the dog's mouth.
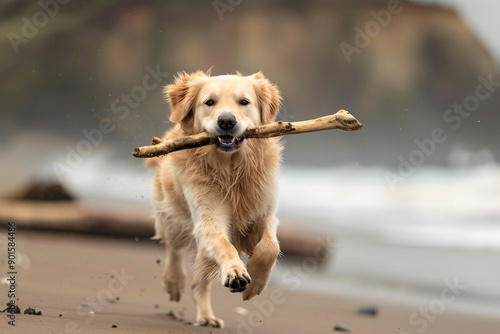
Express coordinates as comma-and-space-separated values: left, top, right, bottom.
216, 135, 244, 152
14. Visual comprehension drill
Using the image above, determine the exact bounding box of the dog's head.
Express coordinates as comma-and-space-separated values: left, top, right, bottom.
166, 71, 281, 153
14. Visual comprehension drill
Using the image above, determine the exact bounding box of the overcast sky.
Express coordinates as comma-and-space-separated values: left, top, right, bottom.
414, 0, 500, 60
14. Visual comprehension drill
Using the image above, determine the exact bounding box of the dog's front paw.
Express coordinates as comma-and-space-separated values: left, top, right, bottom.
195, 315, 225, 328
222, 265, 251, 293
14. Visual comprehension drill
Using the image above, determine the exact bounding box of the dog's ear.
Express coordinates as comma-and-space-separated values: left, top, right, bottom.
251, 72, 282, 124
166, 71, 207, 124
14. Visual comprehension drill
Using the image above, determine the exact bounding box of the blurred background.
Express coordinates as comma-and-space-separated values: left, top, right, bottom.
1, 0, 499, 326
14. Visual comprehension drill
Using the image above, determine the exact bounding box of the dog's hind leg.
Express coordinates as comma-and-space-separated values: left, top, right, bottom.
191, 257, 224, 328
154, 208, 191, 302
162, 243, 187, 302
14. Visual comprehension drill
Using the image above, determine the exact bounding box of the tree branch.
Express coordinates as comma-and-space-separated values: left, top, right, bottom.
132, 109, 362, 158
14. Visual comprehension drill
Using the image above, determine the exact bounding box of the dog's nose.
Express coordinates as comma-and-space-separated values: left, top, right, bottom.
217, 113, 237, 130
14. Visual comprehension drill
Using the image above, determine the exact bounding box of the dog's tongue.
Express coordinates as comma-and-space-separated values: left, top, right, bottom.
219, 136, 235, 144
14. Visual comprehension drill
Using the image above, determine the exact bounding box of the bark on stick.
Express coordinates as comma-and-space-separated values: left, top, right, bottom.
132, 109, 362, 158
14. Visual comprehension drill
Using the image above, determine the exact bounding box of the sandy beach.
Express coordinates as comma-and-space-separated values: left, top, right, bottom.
1, 230, 498, 334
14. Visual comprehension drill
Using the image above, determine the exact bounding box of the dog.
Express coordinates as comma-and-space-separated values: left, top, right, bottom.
148, 71, 283, 328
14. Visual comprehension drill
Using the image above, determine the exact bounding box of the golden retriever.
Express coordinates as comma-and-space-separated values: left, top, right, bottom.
149, 71, 282, 327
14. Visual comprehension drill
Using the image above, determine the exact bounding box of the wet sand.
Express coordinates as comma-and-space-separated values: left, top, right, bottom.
1, 230, 498, 334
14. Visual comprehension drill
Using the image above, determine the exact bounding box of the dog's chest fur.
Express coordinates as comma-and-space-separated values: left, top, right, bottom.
214, 162, 269, 225
174, 138, 282, 231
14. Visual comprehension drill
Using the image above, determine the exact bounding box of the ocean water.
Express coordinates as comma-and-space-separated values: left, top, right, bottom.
278, 164, 500, 251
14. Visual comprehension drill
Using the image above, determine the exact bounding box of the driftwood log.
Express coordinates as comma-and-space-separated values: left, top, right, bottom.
133, 109, 362, 158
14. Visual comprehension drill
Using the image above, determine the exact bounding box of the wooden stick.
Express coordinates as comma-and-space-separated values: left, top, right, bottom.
133, 109, 362, 158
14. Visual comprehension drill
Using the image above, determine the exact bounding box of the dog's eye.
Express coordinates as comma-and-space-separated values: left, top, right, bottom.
240, 99, 250, 106
205, 99, 215, 106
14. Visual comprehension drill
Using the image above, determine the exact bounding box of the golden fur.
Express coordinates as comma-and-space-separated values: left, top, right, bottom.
149, 71, 283, 327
